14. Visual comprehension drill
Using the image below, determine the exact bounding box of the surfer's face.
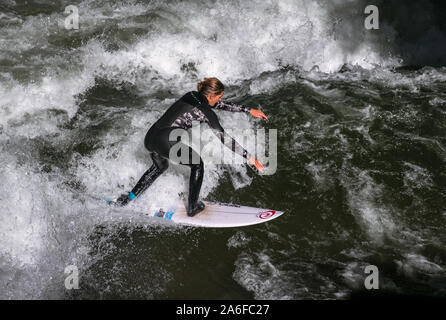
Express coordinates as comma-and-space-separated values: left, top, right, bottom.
206, 92, 224, 106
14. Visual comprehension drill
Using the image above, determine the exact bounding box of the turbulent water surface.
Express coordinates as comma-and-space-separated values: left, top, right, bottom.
1, 0, 445, 299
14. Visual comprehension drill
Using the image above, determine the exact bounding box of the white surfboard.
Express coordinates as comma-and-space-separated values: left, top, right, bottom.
107, 200, 284, 228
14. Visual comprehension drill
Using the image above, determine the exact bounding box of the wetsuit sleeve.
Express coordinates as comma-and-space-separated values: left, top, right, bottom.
199, 106, 250, 159
214, 100, 251, 113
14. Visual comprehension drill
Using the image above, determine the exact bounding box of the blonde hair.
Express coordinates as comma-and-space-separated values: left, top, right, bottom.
197, 77, 224, 96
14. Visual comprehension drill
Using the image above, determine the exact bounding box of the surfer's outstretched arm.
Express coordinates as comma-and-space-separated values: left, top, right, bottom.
215, 101, 268, 120
214, 100, 250, 113
199, 104, 265, 173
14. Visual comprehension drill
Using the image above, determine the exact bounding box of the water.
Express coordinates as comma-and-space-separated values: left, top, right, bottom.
1, 0, 445, 299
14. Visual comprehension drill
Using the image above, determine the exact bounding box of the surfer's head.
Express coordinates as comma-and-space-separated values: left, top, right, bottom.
197, 77, 224, 106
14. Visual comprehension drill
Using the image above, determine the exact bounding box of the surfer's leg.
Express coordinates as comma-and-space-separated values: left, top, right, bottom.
114, 152, 168, 206
187, 158, 205, 216
150, 127, 205, 216
131, 152, 169, 197
175, 144, 205, 216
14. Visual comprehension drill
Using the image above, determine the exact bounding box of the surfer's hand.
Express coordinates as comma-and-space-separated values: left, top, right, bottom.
249, 156, 265, 173
249, 108, 268, 120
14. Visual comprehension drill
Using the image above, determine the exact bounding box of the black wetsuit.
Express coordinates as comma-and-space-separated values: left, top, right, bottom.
115, 91, 251, 215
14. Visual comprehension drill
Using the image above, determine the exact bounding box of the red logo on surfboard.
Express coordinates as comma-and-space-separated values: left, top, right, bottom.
257, 210, 276, 219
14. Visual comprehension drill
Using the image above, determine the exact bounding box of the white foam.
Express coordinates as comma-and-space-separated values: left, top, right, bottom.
0, 74, 94, 138
0, 152, 97, 299
233, 251, 294, 300
227, 231, 251, 249
429, 97, 446, 107
341, 262, 365, 290
306, 161, 333, 190
69, 0, 400, 88
403, 162, 434, 190
396, 254, 444, 277
341, 169, 397, 244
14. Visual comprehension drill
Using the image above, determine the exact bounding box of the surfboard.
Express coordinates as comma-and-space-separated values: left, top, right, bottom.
102, 200, 284, 228
134, 201, 284, 228
81, 193, 284, 228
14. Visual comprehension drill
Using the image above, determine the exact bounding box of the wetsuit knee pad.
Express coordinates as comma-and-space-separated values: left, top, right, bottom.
150, 152, 169, 171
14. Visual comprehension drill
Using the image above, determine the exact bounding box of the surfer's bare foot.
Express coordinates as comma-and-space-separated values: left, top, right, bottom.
187, 201, 205, 217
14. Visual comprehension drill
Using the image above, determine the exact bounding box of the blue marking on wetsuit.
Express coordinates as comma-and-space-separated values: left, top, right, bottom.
164, 207, 176, 220
165, 210, 174, 220
128, 192, 136, 200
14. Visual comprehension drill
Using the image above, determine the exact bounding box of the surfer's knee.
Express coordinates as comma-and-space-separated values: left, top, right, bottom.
190, 159, 204, 173
151, 152, 169, 171
157, 158, 169, 172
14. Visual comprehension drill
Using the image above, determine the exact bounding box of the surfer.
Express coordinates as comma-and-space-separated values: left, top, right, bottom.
111, 77, 267, 216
